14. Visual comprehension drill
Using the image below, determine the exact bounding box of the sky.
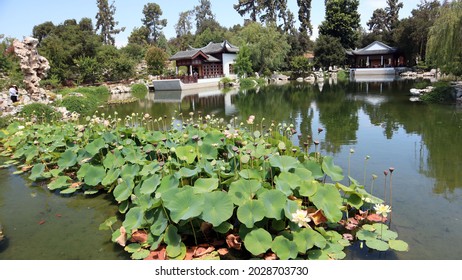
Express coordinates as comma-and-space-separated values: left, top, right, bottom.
0, 0, 423, 47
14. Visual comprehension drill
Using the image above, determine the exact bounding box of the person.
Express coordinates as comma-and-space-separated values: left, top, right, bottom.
9, 85, 18, 103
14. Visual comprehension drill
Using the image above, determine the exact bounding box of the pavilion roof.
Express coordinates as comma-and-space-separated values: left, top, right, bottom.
347, 41, 398, 56
169, 40, 239, 61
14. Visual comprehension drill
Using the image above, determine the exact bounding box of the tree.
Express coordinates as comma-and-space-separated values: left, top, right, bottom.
194, 0, 215, 33
142, 3, 167, 44
234, 0, 261, 22
385, 0, 404, 31
318, 0, 360, 49
297, 0, 313, 36
95, 0, 125, 45
145, 46, 168, 75
175, 11, 193, 37
427, 0, 462, 75
313, 35, 346, 68
128, 26, 150, 46
234, 44, 253, 77
32, 21, 56, 43
367, 8, 388, 33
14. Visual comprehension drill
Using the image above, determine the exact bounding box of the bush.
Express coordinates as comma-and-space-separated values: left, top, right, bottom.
239, 78, 257, 89
59, 95, 97, 116
0, 116, 12, 128
131, 83, 148, 99
420, 82, 455, 103
19, 103, 59, 123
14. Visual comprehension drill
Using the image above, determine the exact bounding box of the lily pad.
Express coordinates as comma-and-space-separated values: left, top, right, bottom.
200, 191, 234, 227
269, 155, 299, 172
271, 235, 299, 260
366, 239, 390, 251
237, 200, 266, 228
47, 176, 71, 191
243, 228, 272, 256
310, 183, 343, 222
175, 145, 197, 164
389, 240, 409, 251
321, 156, 344, 182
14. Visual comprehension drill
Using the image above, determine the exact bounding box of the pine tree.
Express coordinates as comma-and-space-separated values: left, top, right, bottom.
142, 3, 167, 44
233, 0, 261, 22
95, 0, 125, 45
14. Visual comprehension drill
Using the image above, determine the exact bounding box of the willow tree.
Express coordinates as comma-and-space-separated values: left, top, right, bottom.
427, 1, 462, 76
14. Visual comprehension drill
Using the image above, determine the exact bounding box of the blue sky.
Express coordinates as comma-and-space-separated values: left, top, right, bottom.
0, 0, 422, 46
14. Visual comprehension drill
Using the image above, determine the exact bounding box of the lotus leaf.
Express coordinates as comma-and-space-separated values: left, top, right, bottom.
274, 172, 301, 195
99, 216, 117, 231
60, 187, 78, 194
335, 182, 355, 193
123, 146, 145, 165
323, 243, 346, 260
302, 161, 324, 179
229, 179, 261, 206
200, 192, 234, 226
214, 222, 233, 234
29, 163, 45, 181
139, 161, 161, 176
239, 169, 262, 180
140, 174, 161, 195
199, 143, 218, 159
293, 228, 326, 253
101, 168, 121, 186
156, 174, 179, 197
243, 228, 272, 256
298, 180, 318, 197
122, 206, 145, 231
113, 178, 135, 202
83, 165, 106, 186
269, 155, 299, 172
193, 178, 219, 194
379, 229, 399, 241
178, 167, 199, 178
165, 225, 182, 258
57, 149, 78, 169
321, 156, 344, 182
85, 138, 106, 156
356, 229, 378, 241
307, 249, 330, 260
347, 194, 363, 209
150, 208, 168, 236
102, 131, 117, 143
310, 183, 343, 222
284, 199, 299, 220
125, 243, 150, 260
120, 164, 140, 180
389, 240, 409, 251
24, 146, 38, 162
272, 235, 299, 260
237, 200, 266, 228
162, 187, 204, 223
366, 239, 390, 251
175, 145, 197, 164
47, 176, 71, 190
258, 189, 287, 219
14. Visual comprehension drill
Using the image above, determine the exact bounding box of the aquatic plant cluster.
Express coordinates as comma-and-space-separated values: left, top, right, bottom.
0, 112, 408, 260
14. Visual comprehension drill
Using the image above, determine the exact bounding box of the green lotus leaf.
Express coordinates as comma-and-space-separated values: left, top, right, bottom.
356, 229, 378, 241
57, 149, 78, 169
269, 155, 299, 172
274, 172, 301, 195
229, 179, 261, 206
293, 228, 327, 253
124, 243, 142, 253
258, 189, 287, 219
199, 143, 218, 159
347, 193, 363, 209
298, 180, 318, 197
240, 154, 250, 164
302, 161, 324, 179
214, 222, 233, 234
169, 242, 187, 260
60, 187, 78, 194
103, 151, 116, 169
193, 178, 219, 194
310, 183, 343, 222
131, 248, 150, 260
156, 174, 179, 197
178, 167, 199, 178
243, 228, 272, 256
239, 168, 262, 180
83, 165, 106, 186
24, 146, 38, 162
366, 239, 390, 251
380, 229, 399, 241
113, 178, 135, 203
85, 138, 106, 156
201, 192, 234, 227
150, 208, 169, 236
321, 156, 344, 182
284, 199, 299, 220
77, 163, 90, 180
272, 235, 299, 260
165, 225, 182, 258
389, 240, 409, 251
175, 145, 197, 164
47, 176, 71, 190
162, 187, 204, 223
101, 168, 121, 186
139, 161, 161, 176
99, 216, 117, 231
140, 174, 161, 195
324, 243, 346, 260
335, 182, 355, 193
362, 224, 376, 231
102, 131, 117, 143
120, 164, 140, 180
29, 163, 45, 181
123, 146, 145, 165
122, 206, 144, 231
307, 249, 330, 260
237, 200, 266, 228
293, 168, 313, 181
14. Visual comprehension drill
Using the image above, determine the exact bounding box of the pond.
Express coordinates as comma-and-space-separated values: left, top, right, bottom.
1, 78, 461, 260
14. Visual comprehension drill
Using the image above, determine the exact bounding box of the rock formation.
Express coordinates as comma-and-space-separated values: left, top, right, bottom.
12, 37, 50, 102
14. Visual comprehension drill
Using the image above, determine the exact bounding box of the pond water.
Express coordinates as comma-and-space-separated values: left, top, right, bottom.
1, 78, 462, 260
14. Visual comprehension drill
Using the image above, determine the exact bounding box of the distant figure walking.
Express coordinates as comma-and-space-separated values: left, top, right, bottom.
9, 85, 18, 103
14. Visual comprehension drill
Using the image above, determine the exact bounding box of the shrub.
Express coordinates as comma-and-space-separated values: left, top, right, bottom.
0, 116, 12, 128
131, 83, 148, 99
420, 82, 455, 104
59, 95, 97, 116
19, 103, 59, 123
239, 78, 257, 89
